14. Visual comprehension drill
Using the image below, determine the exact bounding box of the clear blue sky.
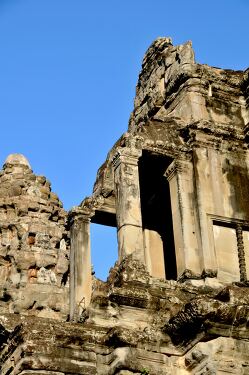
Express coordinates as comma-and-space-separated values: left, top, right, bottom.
0, 0, 248, 280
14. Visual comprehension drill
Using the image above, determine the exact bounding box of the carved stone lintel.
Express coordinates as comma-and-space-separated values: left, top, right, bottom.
181, 121, 245, 150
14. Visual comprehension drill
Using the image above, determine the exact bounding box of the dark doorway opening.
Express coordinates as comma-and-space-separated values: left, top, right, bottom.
138, 151, 177, 280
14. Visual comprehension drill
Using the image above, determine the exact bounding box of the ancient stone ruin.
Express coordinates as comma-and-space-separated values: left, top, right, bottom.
1, 37, 249, 374
0, 153, 69, 320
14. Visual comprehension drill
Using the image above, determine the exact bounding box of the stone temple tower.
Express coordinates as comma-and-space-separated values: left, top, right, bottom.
70, 37, 249, 315
1, 38, 249, 374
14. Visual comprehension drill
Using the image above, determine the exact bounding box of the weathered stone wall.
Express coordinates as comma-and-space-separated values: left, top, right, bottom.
0, 154, 69, 319
129, 37, 246, 131
1, 258, 249, 374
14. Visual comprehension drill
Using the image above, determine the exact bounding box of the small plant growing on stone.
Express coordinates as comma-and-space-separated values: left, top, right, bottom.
141, 369, 149, 375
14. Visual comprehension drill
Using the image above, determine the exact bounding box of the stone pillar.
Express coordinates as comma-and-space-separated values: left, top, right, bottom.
236, 224, 247, 282
192, 147, 222, 275
165, 159, 201, 278
69, 212, 92, 321
112, 146, 145, 263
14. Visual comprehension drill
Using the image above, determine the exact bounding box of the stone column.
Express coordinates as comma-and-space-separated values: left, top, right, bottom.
165, 159, 201, 278
112, 146, 145, 263
69, 211, 92, 321
236, 224, 247, 282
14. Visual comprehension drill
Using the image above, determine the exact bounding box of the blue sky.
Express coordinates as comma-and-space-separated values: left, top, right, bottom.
0, 0, 248, 279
